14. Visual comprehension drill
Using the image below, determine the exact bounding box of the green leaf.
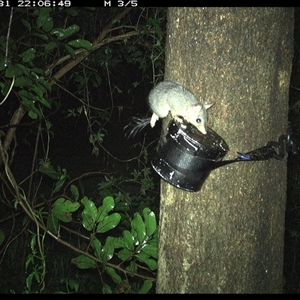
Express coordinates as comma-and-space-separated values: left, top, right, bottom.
5, 63, 24, 78
117, 248, 132, 261
14, 76, 32, 88
71, 255, 97, 269
131, 212, 146, 244
143, 208, 157, 237
126, 261, 137, 274
123, 230, 135, 251
45, 41, 58, 53
64, 44, 76, 59
35, 7, 52, 28
21, 19, 31, 31
0, 57, 7, 72
138, 279, 153, 294
31, 67, 45, 75
141, 244, 158, 259
114, 201, 129, 212
42, 17, 53, 32
53, 169, 67, 193
65, 279, 79, 292
18, 89, 31, 99
33, 33, 49, 41
45, 119, 52, 131
112, 236, 125, 249
135, 252, 157, 270
29, 234, 36, 251
38, 160, 61, 179
15, 63, 30, 76
102, 283, 112, 294
91, 237, 102, 259
66, 8, 79, 16
148, 234, 158, 247
28, 111, 38, 119
50, 24, 80, 41
52, 198, 80, 222
96, 196, 115, 222
0, 229, 5, 246
70, 184, 79, 201
96, 213, 121, 233
26, 272, 34, 291
98, 189, 113, 200
105, 266, 122, 283
68, 39, 93, 50
34, 269, 41, 283
37, 94, 51, 108
101, 236, 115, 262
81, 197, 97, 231
46, 212, 59, 235
20, 48, 36, 63
20, 97, 41, 119
30, 85, 51, 108
25, 253, 34, 270
37, 78, 51, 92
18, 86, 51, 116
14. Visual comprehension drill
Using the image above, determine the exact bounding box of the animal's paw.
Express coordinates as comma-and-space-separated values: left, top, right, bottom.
174, 115, 184, 123
150, 113, 159, 128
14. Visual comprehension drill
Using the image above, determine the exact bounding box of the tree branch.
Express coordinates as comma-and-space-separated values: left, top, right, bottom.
0, 105, 27, 166
0, 8, 133, 167
46, 30, 141, 76
0, 136, 156, 282
51, 8, 133, 82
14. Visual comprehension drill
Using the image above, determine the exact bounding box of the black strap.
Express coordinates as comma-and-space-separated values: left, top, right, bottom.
237, 128, 298, 161
214, 127, 298, 169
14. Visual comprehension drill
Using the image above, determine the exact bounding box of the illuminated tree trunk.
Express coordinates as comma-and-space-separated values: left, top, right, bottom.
156, 7, 293, 293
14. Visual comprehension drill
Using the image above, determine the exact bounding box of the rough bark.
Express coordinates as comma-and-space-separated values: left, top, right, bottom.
157, 7, 293, 293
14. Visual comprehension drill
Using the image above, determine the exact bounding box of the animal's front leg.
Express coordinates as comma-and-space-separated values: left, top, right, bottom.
150, 113, 159, 128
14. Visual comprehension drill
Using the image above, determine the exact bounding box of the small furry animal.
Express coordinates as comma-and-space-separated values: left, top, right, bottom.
124, 81, 214, 138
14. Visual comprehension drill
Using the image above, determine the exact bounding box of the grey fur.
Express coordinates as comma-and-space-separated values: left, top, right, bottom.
148, 81, 214, 134
124, 81, 214, 138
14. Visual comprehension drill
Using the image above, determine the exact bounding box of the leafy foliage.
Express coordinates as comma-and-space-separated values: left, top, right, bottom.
0, 7, 165, 293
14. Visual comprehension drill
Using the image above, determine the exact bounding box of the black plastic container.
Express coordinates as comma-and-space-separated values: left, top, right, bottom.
151, 119, 229, 192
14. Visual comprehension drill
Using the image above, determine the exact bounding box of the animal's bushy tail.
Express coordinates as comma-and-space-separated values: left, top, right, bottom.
124, 116, 151, 139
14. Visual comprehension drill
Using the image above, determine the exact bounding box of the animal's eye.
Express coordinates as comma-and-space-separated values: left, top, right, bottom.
196, 118, 202, 123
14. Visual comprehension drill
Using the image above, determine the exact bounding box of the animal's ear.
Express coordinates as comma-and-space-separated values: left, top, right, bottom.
190, 103, 204, 112
204, 102, 214, 110
192, 103, 213, 112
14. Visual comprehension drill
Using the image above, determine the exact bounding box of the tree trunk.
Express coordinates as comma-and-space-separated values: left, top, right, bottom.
156, 7, 294, 293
